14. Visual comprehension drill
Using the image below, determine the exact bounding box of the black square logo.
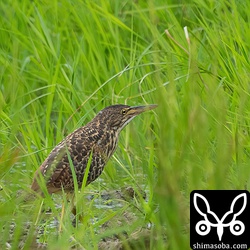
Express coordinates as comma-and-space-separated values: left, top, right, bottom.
190, 190, 250, 250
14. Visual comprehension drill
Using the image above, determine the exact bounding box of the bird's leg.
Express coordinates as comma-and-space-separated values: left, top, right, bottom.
59, 199, 65, 232
70, 194, 76, 216
59, 193, 75, 232
71, 193, 86, 227
71, 194, 85, 228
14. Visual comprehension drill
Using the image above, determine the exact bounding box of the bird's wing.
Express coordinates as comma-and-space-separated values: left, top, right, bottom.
31, 140, 69, 193
31, 127, 96, 193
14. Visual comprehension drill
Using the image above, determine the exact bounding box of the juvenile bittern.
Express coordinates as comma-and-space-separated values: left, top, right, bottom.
31, 104, 157, 195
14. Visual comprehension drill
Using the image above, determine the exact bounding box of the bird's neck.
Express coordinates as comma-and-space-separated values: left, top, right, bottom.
105, 129, 120, 159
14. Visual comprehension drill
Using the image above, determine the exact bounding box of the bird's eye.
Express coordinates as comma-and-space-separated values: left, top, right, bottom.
121, 109, 127, 115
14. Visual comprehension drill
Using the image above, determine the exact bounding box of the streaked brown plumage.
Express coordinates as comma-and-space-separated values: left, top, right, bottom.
31, 104, 157, 195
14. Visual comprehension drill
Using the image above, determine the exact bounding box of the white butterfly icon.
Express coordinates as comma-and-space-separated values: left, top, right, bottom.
193, 193, 247, 241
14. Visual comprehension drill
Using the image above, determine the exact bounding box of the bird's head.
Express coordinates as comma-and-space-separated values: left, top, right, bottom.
93, 104, 157, 133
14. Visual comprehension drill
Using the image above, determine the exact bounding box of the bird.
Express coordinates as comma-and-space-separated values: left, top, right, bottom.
31, 104, 157, 196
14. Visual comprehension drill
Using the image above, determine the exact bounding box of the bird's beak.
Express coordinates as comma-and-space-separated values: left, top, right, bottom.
129, 104, 158, 116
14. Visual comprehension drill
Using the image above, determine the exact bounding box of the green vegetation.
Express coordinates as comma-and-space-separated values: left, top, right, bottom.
1, 0, 250, 249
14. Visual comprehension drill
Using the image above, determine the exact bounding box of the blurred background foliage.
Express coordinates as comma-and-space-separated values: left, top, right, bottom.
0, 0, 250, 249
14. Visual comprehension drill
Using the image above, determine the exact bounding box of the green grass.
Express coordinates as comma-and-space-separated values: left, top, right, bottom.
1, 0, 250, 249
